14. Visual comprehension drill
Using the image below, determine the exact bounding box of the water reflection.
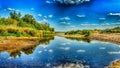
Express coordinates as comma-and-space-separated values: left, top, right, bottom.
54, 63, 85, 68
0, 37, 54, 58
65, 37, 91, 43
0, 36, 120, 68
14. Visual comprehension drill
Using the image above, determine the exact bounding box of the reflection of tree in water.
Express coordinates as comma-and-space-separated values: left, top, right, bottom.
65, 37, 91, 43
2, 37, 54, 58
10, 50, 21, 58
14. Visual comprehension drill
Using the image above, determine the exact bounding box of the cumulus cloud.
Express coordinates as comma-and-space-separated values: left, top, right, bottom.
7, 8, 15, 11
77, 14, 86, 18
55, 0, 90, 4
60, 17, 71, 20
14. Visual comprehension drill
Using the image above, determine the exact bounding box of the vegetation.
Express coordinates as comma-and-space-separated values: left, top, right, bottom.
64, 27, 120, 37
101, 27, 120, 33
65, 30, 92, 37
0, 11, 54, 37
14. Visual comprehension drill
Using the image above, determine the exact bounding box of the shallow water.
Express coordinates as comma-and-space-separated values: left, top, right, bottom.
0, 36, 120, 68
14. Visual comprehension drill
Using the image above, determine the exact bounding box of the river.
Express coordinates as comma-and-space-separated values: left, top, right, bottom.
0, 36, 120, 68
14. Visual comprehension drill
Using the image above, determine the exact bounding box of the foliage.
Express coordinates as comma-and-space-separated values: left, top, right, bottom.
65, 26, 120, 37
65, 30, 91, 37
101, 27, 120, 33
0, 11, 54, 37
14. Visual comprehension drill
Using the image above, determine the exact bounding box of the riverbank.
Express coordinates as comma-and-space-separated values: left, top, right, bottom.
56, 33, 120, 44
88, 33, 120, 44
0, 36, 53, 57
107, 60, 120, 68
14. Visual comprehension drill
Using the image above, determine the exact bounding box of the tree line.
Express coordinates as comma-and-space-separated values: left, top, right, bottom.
65, 27, 120, 37
0, 11, 54, 37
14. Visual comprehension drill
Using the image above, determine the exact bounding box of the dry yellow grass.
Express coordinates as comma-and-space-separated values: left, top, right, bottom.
0, 39, 40, 53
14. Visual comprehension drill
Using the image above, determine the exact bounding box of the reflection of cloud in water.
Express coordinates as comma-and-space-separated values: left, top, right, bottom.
31, 57, 34, 60
44, 49, 47, 51
54, 63, 85, 68
99, 47, 106, 50
8, 57, 14, 60
48, 49, 53, 53
76, 50, 86, 53
108, 51, 120, 54
60, 47, 70, 50
46, 63, 51, 67
61, 42, 71, 46
41, 45, 48, 48
38, 51, 42, 53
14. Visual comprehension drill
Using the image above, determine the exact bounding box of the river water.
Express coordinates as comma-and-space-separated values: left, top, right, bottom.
0, 36, 120, 68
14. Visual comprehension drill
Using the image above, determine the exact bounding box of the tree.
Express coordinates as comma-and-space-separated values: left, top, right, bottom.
10, 11, 21, 21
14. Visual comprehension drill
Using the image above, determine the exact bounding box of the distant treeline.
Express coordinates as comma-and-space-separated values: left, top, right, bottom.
65, 27, 120, 36
0, 11, 54, 37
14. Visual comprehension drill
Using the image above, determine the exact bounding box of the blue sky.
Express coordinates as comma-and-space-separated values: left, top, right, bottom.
0, 0, 120, 31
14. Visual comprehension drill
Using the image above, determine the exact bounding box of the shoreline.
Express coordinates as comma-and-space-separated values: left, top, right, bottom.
56, 33, 120, 45
107, 60, 120, 68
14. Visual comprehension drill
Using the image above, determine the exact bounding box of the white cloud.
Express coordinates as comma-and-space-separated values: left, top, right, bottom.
76, 14, 86, 18
7, 8, 15, 11
60, 22, 71, 25
60, 17, 71, 20
38, 14, 42, 17
46, 1, 53, 4
48, 14, 53, 18
108, 13, 120, 16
